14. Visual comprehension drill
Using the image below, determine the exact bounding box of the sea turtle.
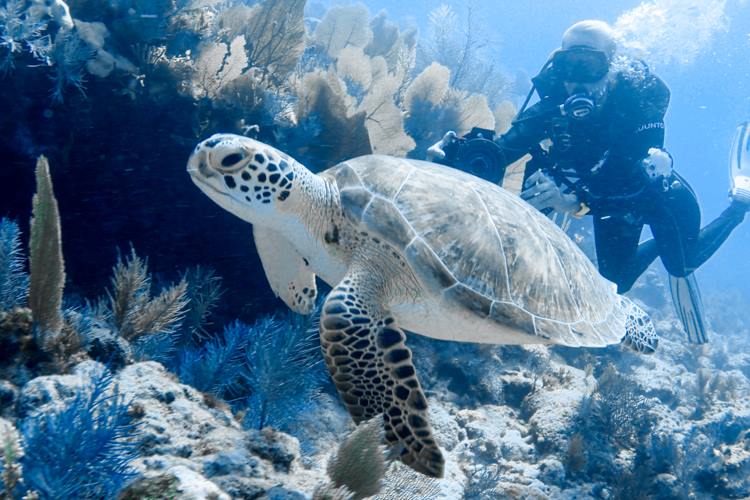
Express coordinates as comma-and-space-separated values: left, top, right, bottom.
187, 133, 658, 478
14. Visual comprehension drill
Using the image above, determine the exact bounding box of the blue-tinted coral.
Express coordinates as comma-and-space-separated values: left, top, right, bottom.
177, 319, 248, 397
19, 371, 139, 499
239, 308, 329, 432
0, 0, 50, 72
0, 218, 29, 311
173, 303, 329, 436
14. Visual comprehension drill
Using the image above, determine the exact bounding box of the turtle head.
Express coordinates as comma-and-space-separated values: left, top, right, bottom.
188, 134, 304, 225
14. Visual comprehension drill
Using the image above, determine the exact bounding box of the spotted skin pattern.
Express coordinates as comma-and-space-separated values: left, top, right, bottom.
208, 139, 294, 204
621, 297, 658, 353
320, 266, 444, 478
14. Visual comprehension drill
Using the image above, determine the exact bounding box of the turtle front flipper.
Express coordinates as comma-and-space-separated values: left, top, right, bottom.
253, 226, 317, 314
320, 267, 444, 478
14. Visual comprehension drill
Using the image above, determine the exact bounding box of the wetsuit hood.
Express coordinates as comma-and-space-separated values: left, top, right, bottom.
561, 20, 617, 60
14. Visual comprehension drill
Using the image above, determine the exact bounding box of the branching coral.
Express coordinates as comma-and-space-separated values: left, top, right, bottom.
20, 370, 138, 499
179, 266, 223, 342
291, 69, 372, 168
0, 419, 24, 498
0, 0, 50, 72
174, 301, 328, 438
333, 46, 414, 156
0, 219, 28, 312
102, 248, 189, 343
48, 28, 95, 103
584, 366, 655, 449
177, 320, 247, 397
364, 10, 417, 81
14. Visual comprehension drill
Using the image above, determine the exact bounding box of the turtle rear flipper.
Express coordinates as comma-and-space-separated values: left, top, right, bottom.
620, 297, 658, 353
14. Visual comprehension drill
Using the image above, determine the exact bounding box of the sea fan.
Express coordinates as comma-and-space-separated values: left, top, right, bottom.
19, 370, 139, 499
0, 218, 28, 311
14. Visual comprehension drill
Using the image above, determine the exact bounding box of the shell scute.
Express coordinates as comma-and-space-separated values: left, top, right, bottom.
443, 284, 492, 318
362, 196, 416, 249
340, 188, 372, 224
404, 238, 456, 293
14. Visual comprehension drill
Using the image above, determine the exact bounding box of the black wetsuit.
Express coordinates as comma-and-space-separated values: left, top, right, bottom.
494, 59, 746, 293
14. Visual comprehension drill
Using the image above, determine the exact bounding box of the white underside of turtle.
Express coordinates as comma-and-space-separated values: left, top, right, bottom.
187, 133, 658, 479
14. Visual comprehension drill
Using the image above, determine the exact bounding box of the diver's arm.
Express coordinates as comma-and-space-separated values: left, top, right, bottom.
493, 100, 555, 167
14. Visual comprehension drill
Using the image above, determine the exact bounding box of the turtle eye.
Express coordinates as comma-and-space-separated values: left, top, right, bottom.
221, 152, 244, 168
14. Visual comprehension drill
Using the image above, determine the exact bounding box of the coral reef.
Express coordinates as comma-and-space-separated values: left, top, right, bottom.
0, 1, 749, 498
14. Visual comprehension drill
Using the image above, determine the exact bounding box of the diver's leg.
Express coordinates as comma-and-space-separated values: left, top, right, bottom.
593, 216, 650, 293
688, 200, 746, 269
645, 180, 700, 278
647, 175, 746, 274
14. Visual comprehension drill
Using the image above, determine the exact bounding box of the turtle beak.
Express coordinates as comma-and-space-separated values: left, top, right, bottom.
187, 147, 217, 180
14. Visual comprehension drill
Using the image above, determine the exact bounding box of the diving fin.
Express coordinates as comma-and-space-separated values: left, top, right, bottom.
729, 121, 750, 205
669, 273, 709, 344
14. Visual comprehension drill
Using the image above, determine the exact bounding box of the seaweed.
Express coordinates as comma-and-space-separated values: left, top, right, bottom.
19, 370, 139, 499
0, 218, 28, 311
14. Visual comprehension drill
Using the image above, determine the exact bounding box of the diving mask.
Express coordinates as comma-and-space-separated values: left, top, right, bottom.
552, 47, 610, 83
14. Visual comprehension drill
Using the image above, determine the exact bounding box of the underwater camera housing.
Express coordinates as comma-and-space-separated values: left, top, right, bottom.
438, 127, 507, 184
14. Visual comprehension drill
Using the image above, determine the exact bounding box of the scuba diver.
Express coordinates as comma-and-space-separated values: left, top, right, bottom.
428, 20, 750, 344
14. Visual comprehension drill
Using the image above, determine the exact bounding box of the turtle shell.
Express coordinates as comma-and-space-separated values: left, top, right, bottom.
322, 155, 626, 347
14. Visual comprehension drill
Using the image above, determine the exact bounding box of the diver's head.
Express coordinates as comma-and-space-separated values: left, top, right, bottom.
554, 20, 616, 93
552, 20, 617, 116
187, 134, 302, 225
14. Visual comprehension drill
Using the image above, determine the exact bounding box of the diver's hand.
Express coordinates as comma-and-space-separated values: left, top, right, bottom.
426, 131, 457, 161
521, 170, 579, 213
640, 147, 673, 180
